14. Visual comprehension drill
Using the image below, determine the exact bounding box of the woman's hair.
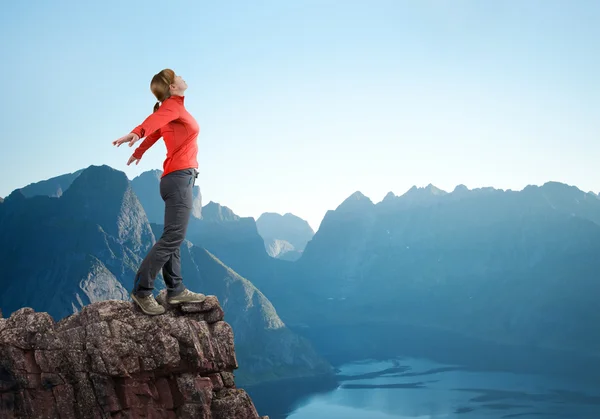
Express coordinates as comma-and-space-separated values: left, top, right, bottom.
150, 69, 176, 112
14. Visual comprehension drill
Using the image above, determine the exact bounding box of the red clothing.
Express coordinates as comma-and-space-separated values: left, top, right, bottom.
131, 95, 199, 177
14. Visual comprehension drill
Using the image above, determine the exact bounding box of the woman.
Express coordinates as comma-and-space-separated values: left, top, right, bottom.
113, 68, 206, 315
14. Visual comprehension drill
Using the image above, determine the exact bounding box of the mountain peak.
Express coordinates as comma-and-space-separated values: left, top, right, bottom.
452, 184, 470, 195
341, 191, 372, 204
336, 191, 374, 213
383, 191, 396, 202
283, 212, 305, 220
541, 180, 571, 188
61, 165, 130, 209
202, 201, 240, 222
348, 191, 368, 200
61, 165, 153, 249
64, 165, 127, 193
402, 184, 447, 198
132, 169, 163, 183
523, 181, 590, 200
539, 181, 582, 194
258, 212, 308, 224
424, 184, 447, 195
4, 188, 26, 203
258, 212, 283, 220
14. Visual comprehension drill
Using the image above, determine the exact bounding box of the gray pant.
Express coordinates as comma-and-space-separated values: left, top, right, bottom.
133, 168, 198, 297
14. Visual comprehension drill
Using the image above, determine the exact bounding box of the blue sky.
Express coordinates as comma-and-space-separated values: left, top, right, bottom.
1, 0, 598, 230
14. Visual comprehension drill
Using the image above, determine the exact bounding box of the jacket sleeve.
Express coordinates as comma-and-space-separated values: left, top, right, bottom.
133, 129, 162, 159
130, 99, 179, 139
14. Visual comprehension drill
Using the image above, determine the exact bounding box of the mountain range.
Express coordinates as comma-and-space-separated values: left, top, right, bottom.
4, 166, 600, 384
268, 182, 600, 375
0, 165, 331, 387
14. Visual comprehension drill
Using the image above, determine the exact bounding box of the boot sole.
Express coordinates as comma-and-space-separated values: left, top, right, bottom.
167, 295, 207, 305
131, 293, 166, 316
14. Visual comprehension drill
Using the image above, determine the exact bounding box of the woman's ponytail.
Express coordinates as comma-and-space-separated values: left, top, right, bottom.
150, 69, 175, 112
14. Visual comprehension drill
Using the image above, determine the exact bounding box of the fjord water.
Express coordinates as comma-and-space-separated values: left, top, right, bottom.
253, 357, 600, 419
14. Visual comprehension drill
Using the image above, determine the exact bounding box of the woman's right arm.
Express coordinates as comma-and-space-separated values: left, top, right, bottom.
130, 99, 180, 139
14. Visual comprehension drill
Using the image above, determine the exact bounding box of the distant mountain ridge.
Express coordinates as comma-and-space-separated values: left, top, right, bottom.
16, 169, 84, 198
184, 202, 273, 283
375, 182, 600, 226
267, 181, 600, 369
0, 165, 151, 320
380, 182, 600, 207
4, 166, 276, 293
256, 212, 314, 260
203, 201, 240, 222
6, 168, 204, 224
5, 166, 600, 377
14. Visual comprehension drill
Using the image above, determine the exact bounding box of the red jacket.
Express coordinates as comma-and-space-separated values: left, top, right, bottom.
131, 95, 199, 177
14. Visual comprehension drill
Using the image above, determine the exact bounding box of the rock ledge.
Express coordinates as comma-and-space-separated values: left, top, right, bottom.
0, 291, 268, 418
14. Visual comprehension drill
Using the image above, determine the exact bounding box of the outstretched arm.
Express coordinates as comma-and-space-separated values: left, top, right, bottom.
132, 130, 162, 159
130, 99, 180, 139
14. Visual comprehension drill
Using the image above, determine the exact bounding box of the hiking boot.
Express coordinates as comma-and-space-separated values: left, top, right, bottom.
167, 288, 207, 305
131, 292, 166, 315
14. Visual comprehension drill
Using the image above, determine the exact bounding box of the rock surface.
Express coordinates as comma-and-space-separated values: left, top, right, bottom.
0, 291, 268, 418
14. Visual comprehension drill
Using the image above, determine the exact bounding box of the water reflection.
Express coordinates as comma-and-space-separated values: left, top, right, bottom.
245, 374, 339, 419
277, 358, 600, 419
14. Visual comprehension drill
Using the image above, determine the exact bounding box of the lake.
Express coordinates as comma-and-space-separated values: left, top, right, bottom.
249, 357, 600, 419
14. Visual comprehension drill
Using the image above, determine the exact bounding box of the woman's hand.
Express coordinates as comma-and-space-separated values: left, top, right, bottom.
112, 133, 140, 147
127, 155, 141, 166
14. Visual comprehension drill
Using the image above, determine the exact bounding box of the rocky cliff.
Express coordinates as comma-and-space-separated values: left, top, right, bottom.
0, 291, 268, 419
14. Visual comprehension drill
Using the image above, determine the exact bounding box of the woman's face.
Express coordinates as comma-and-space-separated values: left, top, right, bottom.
170, 75, 188, 94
